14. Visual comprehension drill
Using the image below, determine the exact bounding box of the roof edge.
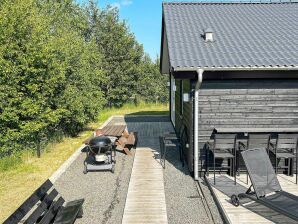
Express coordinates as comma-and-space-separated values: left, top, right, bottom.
162, 1, 298, 5
174, 66, 298, 72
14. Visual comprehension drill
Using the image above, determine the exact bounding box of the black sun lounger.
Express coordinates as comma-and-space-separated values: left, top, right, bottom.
230, 148, 298, 221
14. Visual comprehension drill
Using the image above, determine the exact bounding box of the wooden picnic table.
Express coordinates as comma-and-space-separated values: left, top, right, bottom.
83, 124, 127, 145
101, 124, 127, 137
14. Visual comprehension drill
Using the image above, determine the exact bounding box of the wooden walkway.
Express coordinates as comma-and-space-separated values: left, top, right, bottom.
122, 147, 168, 224
207, 174, 298, 224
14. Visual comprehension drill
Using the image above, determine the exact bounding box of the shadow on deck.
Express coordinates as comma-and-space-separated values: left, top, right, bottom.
205, 174, 298, 224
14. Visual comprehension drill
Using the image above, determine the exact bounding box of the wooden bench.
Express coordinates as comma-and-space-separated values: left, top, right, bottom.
4, 179, 84, 224
116, 132, 138, 156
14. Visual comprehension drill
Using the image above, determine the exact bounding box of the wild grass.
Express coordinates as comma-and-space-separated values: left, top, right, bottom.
0, 102, 168, 222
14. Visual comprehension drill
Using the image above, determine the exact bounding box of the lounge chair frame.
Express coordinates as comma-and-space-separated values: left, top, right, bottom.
231, 148, 298, 221
237, 134, 271, 183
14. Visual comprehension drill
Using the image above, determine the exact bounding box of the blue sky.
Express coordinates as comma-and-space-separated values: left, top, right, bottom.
77, 0, 168, 60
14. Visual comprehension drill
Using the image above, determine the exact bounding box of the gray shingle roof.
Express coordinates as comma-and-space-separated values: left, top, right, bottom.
162, 2, 298, 70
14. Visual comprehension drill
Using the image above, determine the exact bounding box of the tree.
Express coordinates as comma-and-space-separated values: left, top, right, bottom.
88, 4, 144, 106
0, 0, 104, 156
0, 0, 167, 157
138, 54, 168, 103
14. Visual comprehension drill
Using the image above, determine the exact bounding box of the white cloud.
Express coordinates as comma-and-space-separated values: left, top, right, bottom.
110, 0, 133, 9
111, 2, 121, 9
121, 0, 133, 6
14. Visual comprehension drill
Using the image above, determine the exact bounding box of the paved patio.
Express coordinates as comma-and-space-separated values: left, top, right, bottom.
54, 116, 222, 224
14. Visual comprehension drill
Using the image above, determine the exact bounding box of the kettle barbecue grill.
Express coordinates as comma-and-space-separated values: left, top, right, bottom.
83, 136, 116, 174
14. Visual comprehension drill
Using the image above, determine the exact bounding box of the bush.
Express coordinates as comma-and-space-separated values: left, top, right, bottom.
0, 0, 168, 157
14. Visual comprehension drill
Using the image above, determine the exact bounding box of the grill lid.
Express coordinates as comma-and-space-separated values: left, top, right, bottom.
89, 136, 112, 147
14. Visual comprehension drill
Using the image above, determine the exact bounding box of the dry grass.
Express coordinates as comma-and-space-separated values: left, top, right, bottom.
0, 103, 168, 222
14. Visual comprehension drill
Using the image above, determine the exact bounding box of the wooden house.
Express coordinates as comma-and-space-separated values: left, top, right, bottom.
160, 2, 298, 179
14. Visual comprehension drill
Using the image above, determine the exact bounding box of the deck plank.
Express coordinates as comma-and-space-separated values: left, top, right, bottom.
102, 124, 126, 137
122, 147, 168, 224
207, 174, 298, 224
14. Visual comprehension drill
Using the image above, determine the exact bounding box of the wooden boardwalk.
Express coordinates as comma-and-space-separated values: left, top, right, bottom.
207, 174, 298, 224
122, 147, 168, 224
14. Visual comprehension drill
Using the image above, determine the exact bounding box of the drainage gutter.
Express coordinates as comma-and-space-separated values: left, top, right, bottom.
194, 69, 204, 180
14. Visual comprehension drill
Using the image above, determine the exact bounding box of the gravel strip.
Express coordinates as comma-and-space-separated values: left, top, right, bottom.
162, 142, 223, 224
54, 144, 134, 224
54, 116, 223, 224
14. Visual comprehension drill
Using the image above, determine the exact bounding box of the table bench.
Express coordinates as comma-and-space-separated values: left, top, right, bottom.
4, 179, 84, 224
116, 132, 138, 156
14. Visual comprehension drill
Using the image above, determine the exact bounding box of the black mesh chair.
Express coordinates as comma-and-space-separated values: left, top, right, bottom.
159, 125, 186, 169
238, 134, 271, 182
271, 134, 298, 176
207, 134, 237, 185
159, 136, 183, 169
231, 148, 298, 221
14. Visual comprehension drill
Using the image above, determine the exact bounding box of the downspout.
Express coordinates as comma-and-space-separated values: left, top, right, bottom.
194, 69, 204, 180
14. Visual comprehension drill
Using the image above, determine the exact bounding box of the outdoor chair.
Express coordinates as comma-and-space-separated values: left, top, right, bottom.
159, 135, 184, 169
207, 134, 237, 185
231, 148, 298, 221
270, 134, 298, 176
159, 124, 187, 169
237, 134, 270, 182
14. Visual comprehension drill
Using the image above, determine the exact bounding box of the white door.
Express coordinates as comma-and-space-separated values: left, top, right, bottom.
170, 74, 175, 126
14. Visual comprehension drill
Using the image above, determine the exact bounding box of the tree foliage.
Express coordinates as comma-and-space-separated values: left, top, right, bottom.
0, 0, 168, 157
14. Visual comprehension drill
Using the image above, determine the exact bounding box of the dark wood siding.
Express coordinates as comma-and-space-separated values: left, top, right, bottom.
175, 79, 194, 171
197, 79, 298, 174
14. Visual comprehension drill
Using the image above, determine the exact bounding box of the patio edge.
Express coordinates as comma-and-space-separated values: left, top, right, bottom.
204, 175, 232, 224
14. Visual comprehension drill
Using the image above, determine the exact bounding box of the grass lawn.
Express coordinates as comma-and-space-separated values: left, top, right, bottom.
0, 103, 168, 222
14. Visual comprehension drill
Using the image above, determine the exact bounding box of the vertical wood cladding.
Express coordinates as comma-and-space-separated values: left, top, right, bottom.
197, 79, 298, 174
175, 79, 194, 171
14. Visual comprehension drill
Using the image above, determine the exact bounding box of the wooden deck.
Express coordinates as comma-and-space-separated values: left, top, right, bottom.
122, 147, 168, 224
206, 174, 298, 224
